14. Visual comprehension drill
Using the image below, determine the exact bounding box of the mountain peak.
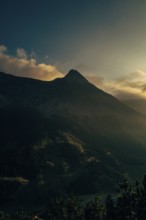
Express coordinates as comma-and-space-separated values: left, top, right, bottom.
64, 69, 89, 84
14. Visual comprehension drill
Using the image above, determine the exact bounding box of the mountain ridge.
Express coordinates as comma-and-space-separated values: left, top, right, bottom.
1, 70, 146, 205
0, 70, 140, 116
64, 69, 89, 84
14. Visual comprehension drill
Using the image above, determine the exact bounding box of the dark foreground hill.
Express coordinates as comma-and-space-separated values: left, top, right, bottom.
0, 69, 146, 205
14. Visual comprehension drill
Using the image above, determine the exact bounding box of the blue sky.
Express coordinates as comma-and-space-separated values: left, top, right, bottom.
1, 0, 115, 64
1, 0, 146, 99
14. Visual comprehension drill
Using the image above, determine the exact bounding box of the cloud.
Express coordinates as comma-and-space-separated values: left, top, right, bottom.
0, 45, 63, 81
86, 70, 146, 100
16, 48, 28, 60
0, 45, 7, 54
1, 44, 146, 100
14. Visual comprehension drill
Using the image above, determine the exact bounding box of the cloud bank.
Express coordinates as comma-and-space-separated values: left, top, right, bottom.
76, 65, 146, 99
0, 45, 63, 81
88, 70, 146, 100
1, 45, 146, 100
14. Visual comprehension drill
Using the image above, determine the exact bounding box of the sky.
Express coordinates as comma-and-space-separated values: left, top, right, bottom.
1, 0, 146, 99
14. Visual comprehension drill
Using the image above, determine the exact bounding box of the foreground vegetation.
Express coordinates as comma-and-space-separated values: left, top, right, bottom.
1, 176, 146, 219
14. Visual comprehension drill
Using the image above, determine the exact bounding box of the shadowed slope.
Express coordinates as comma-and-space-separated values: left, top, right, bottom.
0, 70, 146, 204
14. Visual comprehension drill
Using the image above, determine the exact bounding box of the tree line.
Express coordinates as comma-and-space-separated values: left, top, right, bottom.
1, 175, 146, 219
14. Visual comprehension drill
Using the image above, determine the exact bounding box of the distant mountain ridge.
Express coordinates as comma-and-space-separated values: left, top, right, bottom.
0, 70, 146, 205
